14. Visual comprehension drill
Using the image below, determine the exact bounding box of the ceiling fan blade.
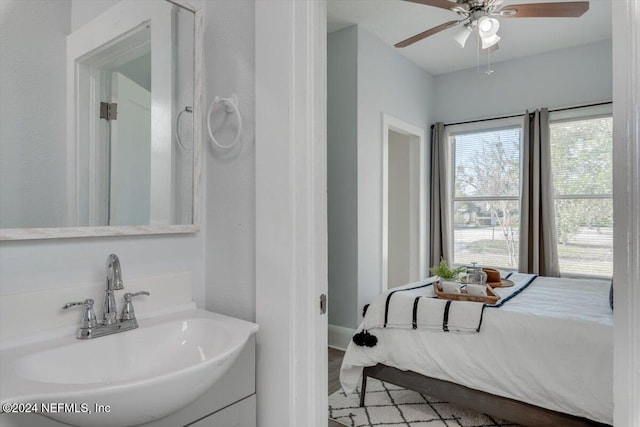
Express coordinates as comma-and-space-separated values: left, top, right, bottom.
402, 0, 469, 12
500, 1, 589, 18
395, 20, 461, 48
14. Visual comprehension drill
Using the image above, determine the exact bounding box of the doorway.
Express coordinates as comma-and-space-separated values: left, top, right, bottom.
382, 114, 427, 290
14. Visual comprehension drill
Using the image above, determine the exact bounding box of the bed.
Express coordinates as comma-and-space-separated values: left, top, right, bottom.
339, 273, 613, 426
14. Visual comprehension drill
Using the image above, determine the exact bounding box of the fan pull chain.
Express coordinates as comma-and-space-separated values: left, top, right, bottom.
476, 33, 481, 73
486, 48, 494, 75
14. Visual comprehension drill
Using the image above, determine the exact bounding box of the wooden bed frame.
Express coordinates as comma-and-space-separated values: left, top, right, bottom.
360, 364, 611, 427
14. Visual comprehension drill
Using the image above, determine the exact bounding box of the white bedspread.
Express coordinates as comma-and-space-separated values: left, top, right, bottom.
340, 274, 613, 424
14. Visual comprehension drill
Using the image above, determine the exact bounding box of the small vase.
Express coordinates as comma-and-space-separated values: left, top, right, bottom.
440, 280, 462, 294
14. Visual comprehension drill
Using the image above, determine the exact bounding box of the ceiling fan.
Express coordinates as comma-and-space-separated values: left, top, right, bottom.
395, 0, 590, 52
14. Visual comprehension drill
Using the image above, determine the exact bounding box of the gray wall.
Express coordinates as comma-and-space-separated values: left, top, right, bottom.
0, 0, 70, 228
356, 26, 435, 319
434, 41, 612, 123
203, 0, 256, 322
327, 25, 435, 331
327, 26, 359, 330
70, 0, 117, 31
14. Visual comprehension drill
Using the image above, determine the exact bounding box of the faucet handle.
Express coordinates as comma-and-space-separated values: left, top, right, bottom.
63, 298, 98, 329
120, 291, 150, 322
126, 291, 150, 298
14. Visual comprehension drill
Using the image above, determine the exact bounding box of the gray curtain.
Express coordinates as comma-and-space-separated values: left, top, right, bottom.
429, 122, 452, 267
519, 109, 560, 276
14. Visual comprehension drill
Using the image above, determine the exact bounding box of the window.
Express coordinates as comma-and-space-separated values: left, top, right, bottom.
445, 107, 613, 277
550, 109, 613, 277
450, 119, 523, 269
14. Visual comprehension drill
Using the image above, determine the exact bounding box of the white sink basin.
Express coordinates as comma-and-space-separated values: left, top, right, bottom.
0, 308, 258, 427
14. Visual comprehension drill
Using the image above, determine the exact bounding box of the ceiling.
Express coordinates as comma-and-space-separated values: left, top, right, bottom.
327, 0, 612, 75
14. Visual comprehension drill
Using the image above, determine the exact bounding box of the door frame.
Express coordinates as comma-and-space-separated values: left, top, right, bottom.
255, 1, 328, 426
612, 3, 640, 426
66, 0, 174, 226
381, 114, 427, 291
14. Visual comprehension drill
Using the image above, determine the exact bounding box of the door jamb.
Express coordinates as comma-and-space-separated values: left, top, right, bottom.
381, 113, 427, 291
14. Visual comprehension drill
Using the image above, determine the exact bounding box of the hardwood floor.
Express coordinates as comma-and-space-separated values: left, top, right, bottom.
328, 347, 345, 427
328, 347, 345, 394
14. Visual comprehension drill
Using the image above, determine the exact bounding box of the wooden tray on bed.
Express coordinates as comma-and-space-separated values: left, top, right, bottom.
434, 281, 500, 304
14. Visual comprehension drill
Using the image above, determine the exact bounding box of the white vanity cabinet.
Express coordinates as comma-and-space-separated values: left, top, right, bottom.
0, 337, 256, 427
189, 395, 256, 427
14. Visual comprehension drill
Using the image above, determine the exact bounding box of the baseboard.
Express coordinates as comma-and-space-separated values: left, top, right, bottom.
328, 324, 356, 351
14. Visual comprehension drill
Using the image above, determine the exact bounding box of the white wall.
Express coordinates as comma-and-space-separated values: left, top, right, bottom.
0, 234, 205, 306
434, 41, 612, 123
70, 0, 117, 32
327, 26, 358, 330
356, 26, 434, 314
0, 0, 205, 315
0, 0, 70, 228
203, 0, 256, 322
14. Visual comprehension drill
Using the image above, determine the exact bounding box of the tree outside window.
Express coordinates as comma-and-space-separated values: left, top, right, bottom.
550, 115, 613, 277
449, 114, 613, 277
452, 127, 521, 269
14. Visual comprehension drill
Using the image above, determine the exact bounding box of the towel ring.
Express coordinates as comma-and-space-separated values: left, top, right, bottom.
207, 95, 242, 149
175, 106, 193, 152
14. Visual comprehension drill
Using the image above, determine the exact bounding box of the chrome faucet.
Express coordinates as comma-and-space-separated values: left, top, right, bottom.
63, 254, 149, 339
103, 254, 124, 325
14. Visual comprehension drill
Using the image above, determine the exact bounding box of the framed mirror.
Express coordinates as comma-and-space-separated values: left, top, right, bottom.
0, 0, 202, 240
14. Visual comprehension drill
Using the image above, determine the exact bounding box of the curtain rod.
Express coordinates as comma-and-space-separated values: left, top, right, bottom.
435, 101, 613, 128
549, 100, 612, 113
440, 113, 523, 128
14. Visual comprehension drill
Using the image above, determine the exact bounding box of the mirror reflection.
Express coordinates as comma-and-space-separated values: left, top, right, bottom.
0, 0, 196, 230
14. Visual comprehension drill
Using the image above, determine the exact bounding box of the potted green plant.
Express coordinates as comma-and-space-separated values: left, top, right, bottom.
430, 259, 465, 292
431, 259, 465, 280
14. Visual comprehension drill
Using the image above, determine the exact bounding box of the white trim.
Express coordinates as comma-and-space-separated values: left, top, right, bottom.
381, 114, 427, 291
191, 6, 203, 229
328, 324, 357, 351
0, 225, 198, 240
255, 1, 328, 426
612, 2, 640, 426
549, 102, 612, 122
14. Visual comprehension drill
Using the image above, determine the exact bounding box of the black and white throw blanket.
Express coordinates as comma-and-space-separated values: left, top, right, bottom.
352, 273, 537, 347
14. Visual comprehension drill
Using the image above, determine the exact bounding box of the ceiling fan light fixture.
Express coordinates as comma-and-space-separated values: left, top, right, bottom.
452, 25, 472, 48
481, 42, 500, 55
477, 16, 500, 38
481, 33, 501, 49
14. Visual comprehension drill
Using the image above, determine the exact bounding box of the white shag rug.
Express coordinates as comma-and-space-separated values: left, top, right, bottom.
329, 378, 520, 427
